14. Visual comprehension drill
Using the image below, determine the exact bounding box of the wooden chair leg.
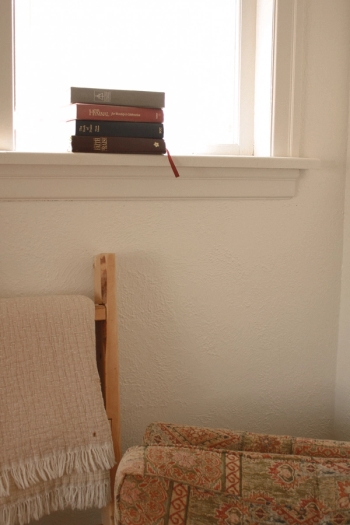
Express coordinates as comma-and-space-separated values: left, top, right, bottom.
94, 254, 122, 525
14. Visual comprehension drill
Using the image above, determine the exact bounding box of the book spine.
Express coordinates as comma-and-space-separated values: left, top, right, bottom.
71, 104, 164, 123
71, 136, 166, 154
73, 121, 164, 139
70, 87, 165, 108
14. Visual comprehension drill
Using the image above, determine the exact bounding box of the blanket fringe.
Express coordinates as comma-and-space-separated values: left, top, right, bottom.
0, 470, 9, 497
0, 443, 115, 496
0, 478, 111, 525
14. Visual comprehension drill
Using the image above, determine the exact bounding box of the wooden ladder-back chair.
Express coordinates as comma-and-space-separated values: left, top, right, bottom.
94, 253, 121, 525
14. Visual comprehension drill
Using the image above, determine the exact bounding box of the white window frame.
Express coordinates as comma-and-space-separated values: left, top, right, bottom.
253, 0, 304, 157
271, 0, 304, 157
0, 0, 304, 158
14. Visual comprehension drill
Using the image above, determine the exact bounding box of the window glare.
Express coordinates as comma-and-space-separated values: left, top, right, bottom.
14, 0, 240, 153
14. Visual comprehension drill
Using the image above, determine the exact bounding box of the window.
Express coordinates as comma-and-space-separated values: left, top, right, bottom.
0, 0, 304, 157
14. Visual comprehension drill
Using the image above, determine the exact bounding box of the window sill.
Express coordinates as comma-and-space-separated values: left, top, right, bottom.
0, 152, 319, 200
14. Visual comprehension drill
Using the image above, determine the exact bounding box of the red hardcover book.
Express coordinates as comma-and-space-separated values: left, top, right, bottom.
71, 135, 166, 154
64, 103, 164, 123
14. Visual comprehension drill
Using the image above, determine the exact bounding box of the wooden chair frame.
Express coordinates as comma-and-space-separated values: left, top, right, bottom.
94, 254, 121, 525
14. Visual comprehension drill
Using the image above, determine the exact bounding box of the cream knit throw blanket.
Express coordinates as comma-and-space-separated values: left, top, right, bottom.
0, 295, 115, 525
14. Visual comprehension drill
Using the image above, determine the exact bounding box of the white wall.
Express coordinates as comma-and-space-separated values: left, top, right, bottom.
1, 1, 350, 524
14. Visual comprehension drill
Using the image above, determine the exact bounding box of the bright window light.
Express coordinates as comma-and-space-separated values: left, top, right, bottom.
14, 0, 241, 154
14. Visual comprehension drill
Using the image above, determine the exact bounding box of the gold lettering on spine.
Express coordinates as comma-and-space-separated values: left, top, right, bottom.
93, 137, 107, 151
93, 137, 101, 151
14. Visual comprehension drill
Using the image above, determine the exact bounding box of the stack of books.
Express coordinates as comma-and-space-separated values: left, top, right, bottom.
66, 87, 166, 154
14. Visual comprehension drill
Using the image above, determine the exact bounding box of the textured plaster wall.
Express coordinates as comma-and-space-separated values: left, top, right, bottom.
1, 1, 350, 524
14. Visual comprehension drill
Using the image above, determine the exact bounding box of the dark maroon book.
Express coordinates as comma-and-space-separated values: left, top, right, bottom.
71, 135, 166, 154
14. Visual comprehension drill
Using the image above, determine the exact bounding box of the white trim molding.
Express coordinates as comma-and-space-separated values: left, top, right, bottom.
271, 0, 305, 157
0, 0, 14, 151
0, 153, 319, 200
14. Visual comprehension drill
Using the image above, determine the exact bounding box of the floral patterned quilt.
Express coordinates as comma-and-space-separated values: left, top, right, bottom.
115, 422, 350, 525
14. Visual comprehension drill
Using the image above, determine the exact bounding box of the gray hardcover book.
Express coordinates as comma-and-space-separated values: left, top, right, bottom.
70, 87, 165, 108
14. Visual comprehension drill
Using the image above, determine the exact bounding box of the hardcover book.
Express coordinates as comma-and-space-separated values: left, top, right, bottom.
71, 135, 166, 154
70, 87, 165, 108
65, 103, 164, 123
70, 120, 164, 139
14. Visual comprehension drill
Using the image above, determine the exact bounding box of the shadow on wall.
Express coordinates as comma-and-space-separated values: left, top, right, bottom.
116, 251, 334, 449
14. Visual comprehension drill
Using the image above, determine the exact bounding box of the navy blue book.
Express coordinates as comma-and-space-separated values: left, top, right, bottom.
68, 120, 164, 139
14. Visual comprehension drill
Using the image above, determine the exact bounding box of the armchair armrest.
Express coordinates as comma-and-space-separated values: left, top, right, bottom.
115, 442, 350, 525
143, 422, 293, 454
143, 421, 245, 450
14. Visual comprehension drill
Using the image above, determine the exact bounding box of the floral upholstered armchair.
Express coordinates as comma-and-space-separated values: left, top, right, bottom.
114, 422, 350, 525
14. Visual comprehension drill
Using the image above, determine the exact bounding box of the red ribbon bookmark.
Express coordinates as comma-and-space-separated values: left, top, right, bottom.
166, 149, 180, 177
